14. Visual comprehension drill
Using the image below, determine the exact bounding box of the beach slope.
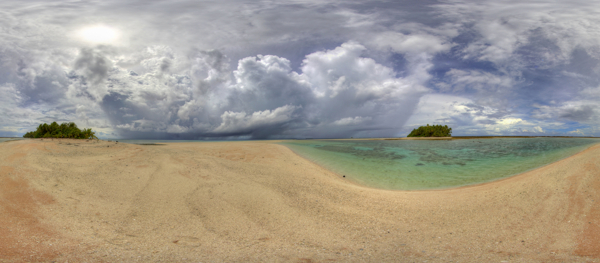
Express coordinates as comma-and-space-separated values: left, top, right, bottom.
0, 139, 599, 262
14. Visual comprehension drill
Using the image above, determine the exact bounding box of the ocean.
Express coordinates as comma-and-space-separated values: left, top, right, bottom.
281, 138, 600, 190
0, 138, 23, 143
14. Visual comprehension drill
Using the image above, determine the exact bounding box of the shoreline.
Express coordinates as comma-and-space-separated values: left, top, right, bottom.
279, 139, 600, 192
1, 139, 599, 262
447, 141, 600, 191
335, 136, 600, 140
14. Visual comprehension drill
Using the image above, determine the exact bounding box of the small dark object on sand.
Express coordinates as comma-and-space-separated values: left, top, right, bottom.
343, 175, 346, 178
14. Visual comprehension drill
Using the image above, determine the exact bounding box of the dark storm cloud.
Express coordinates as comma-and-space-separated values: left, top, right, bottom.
103, 42, 425, 139
559, 105, 595, 122
75, 48, 111, 86
159, 59, 170, 73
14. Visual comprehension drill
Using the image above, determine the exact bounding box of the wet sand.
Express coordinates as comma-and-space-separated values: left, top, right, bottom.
0, 139, 599, 262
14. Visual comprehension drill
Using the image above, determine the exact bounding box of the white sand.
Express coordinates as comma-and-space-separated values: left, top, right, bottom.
0, 138, 599, 262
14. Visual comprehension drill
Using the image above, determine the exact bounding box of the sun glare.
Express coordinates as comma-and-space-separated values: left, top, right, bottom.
78, 25, 119, 44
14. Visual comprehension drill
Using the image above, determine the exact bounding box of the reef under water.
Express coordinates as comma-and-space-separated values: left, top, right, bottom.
282, 138, 600, 190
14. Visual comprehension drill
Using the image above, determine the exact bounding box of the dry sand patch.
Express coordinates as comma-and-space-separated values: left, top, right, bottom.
0, 139, 599, 262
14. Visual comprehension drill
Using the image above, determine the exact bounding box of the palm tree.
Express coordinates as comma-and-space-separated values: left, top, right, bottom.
23, 122, 99, 140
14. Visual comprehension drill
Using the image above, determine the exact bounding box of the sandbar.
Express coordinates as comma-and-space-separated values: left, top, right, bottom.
0, 138, 599, 262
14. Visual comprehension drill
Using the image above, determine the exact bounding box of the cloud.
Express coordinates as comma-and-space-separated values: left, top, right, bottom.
404, 94, 557, 136
73, 48, 113, 100
28, 41, 426, 139
568, 129, 584, 136
532, 103, 597, 123
217, 42, 428, 138
228, 54, 313, 114
298, 42, 427, 138
0, 84, 31, 136
439, 69, 513, 93
2, 0, 600, 138
74, 48, 111, 86
332, 116, 372, 126
371, 31, 454, 55
530, 83, 600, 129
302, 41, 419, 100
558, 105, 595, 122
213, 105, 301, 137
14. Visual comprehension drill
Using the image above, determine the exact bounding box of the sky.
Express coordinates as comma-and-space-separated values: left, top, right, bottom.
1, 0, 600, 139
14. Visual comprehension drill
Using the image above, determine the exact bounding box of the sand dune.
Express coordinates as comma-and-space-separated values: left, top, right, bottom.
0, 139, 599, 262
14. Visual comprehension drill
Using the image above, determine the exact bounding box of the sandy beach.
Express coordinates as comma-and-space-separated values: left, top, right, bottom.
0, 139, 599, 262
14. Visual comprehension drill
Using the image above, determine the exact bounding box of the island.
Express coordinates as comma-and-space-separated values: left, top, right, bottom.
22, 122, 98, 139
407, 124, 452, 137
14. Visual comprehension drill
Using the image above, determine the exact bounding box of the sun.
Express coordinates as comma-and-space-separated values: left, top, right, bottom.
78, 25, 119, 44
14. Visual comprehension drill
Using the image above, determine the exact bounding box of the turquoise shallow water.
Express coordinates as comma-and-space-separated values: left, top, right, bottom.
281, 138, 600, 190
0, 138, 23, 143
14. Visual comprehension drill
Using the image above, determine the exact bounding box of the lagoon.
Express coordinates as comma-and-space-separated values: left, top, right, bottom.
0, 138, 22, 143
281, 138, 600, 190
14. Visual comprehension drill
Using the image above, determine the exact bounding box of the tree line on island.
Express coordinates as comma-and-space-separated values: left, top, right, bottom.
23, 122, 98, 139
407, 124, 452, 137
22, 122, 449, 139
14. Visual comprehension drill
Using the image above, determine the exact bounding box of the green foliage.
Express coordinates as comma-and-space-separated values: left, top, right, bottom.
23, 122, 98, 139
407, 124, 452, 137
